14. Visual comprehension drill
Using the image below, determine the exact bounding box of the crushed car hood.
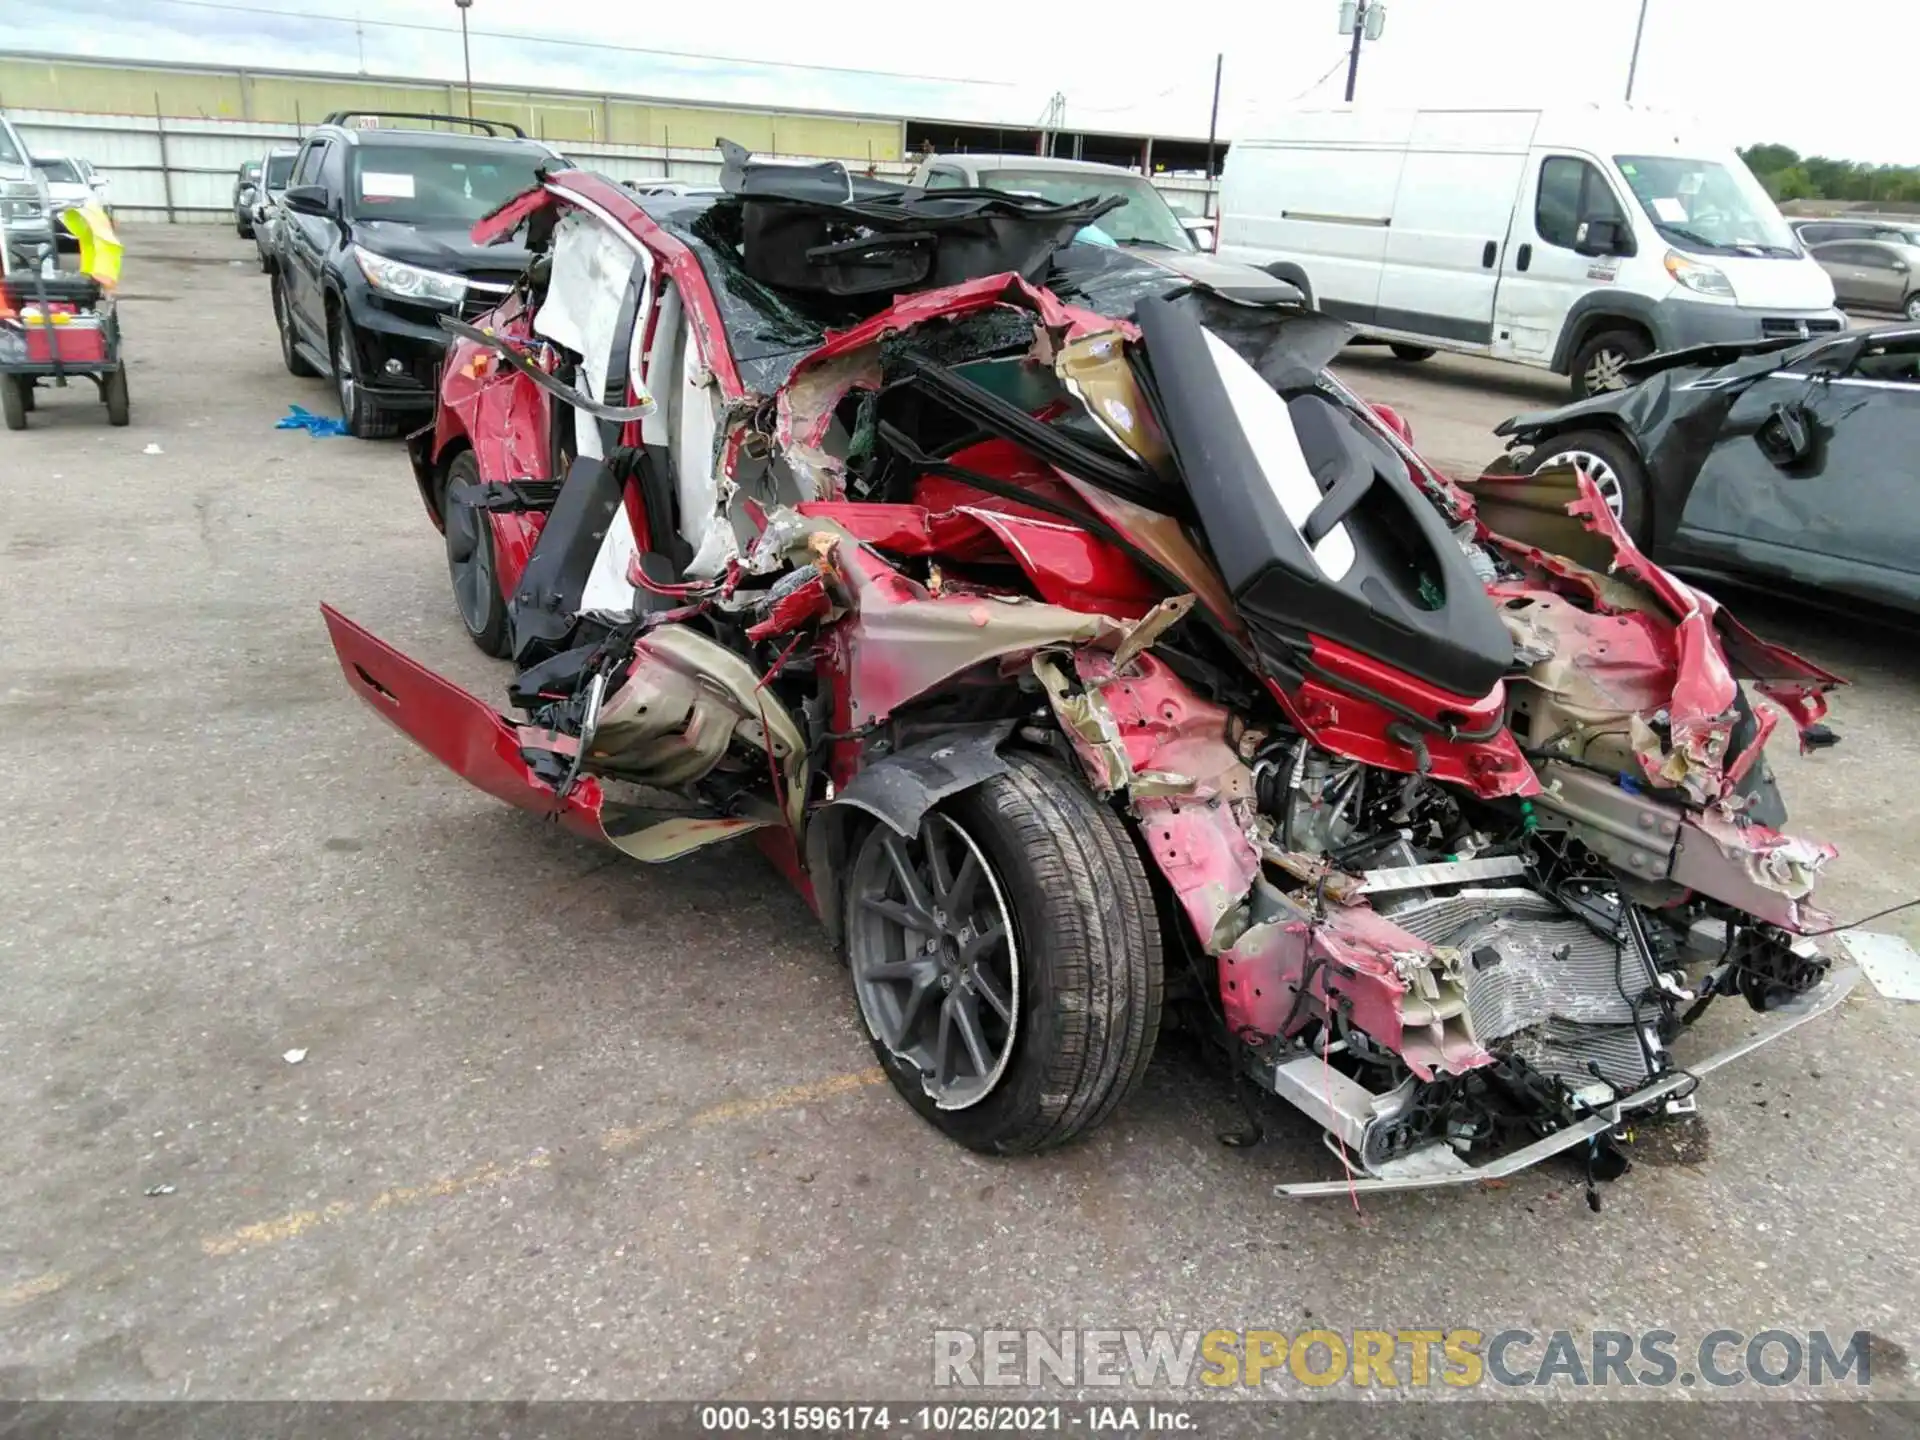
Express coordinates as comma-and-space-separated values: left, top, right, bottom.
1126, 245, 1304, 305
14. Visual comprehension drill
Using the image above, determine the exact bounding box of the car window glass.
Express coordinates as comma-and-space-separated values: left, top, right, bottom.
0, 125, 21, 166
34, 159, 80, 184
1850, 337, 1920, 383
1857, 244, 1901, 270
1797, 223, 1836, 245
1535, 156, 1621, 249
1817, 243, 1864, 265
346, 144, 543, 224
292, 141, 328, 188
264, 154, 296, 189
971, 167, 1193, 250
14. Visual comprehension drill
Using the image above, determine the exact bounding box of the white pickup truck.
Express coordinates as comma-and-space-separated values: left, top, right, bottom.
1, 113, 55, 272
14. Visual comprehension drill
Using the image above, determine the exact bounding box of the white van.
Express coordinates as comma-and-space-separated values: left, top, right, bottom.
1218, 106, 1845, 396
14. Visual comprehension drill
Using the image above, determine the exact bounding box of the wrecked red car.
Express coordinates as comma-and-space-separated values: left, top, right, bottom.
324, 149, 1864, 1195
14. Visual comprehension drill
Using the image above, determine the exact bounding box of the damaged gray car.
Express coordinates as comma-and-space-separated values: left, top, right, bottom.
1491, 325, 1920, 615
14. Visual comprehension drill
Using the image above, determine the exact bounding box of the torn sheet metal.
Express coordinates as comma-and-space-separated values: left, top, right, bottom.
1051, 328, 1170, 472
820, 531, 1131, 727
577, 624, 808, 833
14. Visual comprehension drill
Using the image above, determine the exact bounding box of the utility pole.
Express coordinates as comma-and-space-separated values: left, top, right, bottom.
1204, 52, 1223, 211
1624, 0, 1650, 101
1338, 0, 1386, 102
454, 0, 475, 117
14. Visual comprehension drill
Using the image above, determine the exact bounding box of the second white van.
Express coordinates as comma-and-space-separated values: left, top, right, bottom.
1217, 106, 1845, 396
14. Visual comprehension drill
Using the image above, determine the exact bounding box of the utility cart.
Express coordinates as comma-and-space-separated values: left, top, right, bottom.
1, 202, 127, 430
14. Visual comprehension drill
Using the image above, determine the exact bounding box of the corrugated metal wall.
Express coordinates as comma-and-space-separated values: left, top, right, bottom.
3, 108, 925, 224
2, 56, 1213, 224
0, 55, 906, 161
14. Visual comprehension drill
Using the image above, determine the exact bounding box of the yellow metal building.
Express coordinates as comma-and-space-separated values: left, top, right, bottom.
0, 53, 903, 160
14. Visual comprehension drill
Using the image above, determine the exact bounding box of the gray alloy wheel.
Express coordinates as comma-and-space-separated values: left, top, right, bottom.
446, 496, 494, 634
1571, 327, 1653, 399
439, 451, 510, 656
1906, 293, 1920, 322
1582, 344, 1632, 393
1537, 446, 1627, 519
335, 324, 358, 419
848, 813, 1021, 1112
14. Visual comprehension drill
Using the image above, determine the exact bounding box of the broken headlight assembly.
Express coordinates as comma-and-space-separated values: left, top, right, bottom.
352, 244, 468, 306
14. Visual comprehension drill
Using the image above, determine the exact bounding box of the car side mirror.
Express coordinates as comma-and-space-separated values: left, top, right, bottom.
283, 185, 332, 217
1756, 402, 1816, 469
1574, 218, 1627, 257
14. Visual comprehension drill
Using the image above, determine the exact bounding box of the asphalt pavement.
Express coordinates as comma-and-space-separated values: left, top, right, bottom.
1, 225, 1916, 1408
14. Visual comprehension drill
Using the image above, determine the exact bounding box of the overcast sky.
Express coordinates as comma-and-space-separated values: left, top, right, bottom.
4, 0, 1913, 165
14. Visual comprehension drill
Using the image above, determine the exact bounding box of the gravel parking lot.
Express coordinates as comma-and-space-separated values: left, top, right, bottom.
3, 225, 1917, 1407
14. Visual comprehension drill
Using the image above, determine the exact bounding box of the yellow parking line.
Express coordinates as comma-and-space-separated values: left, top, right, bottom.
200, 1067, 886, 1258
0, 1271, 68, 1306
604, 1066, 885, 1151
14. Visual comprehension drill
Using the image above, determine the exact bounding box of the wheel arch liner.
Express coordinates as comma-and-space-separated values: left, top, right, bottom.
824, 722, 1017, 838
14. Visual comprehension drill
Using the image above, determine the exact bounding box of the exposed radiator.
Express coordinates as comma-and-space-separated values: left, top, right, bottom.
1383, 887, 1660, 1086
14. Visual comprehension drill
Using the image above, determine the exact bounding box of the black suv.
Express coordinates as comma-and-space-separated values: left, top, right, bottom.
270, 112, 554, 437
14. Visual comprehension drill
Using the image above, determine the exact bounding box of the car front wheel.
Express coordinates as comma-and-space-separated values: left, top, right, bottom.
1571, 327, 1652, 398
332, 316, 404, 440
845, 753, 1163, 1155
440, 450, 511, 656
1522, 427, 1651, 544
1905, 293, 1920, 322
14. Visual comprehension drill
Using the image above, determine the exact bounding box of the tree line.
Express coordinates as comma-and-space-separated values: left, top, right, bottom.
1740, 144, 1920, 205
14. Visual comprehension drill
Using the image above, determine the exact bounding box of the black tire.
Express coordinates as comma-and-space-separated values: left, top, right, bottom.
19, 379, 34, 412
845, 753, 1163, 1155
1570, 326, 1653, 398
1521, 427, 1651, 544
1904, 292, 1920, 323
103, 366, 130, 427
236, 216, 252, 239
1, 374, 25, 431
1389, 343, 1436, 362
440, 450, 511, 657
330, 311, 405, 440
272, 277, 318, 378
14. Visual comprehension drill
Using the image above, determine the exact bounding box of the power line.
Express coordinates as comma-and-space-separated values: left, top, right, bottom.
1291, 51, 1355, 100
1071, 81, 1195, 116
99, 0, 1021, 90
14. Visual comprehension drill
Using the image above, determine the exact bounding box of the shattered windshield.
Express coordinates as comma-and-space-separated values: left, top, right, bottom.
1614, 154, 1800, 257
347, 145, 544, 225
977, 169, 1194, 253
